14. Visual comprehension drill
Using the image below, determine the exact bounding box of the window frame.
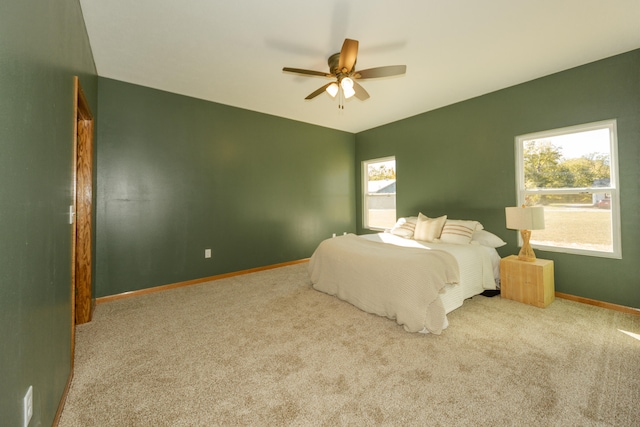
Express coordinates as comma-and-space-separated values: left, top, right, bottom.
514, 119, 622, 259
362, 156, 396, 231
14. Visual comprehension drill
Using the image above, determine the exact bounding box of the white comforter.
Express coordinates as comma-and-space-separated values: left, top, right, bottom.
361, 233, 498, 315
309, 234, 460, 334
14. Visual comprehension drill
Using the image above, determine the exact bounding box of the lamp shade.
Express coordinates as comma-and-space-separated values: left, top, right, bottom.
340, 77, 355, 99
325, 82, 339, 97
341, 77, 354, 90
505, 206, 545, 230
343, 86, 355, 99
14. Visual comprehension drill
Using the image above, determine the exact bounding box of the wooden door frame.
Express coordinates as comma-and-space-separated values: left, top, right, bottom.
56, 76, 94, 427
71, 76, 94, 358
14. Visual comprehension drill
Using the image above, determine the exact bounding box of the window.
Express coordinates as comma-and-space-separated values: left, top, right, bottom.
515, 120, 621, 258
363, 157, 396, 230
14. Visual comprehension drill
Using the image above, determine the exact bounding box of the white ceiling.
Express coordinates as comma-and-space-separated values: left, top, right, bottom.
79, 0, 640, 134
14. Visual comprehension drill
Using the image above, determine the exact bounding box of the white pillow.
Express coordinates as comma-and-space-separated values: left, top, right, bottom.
439, 219, 479, 244
390, 216, 418, 238
471, 230, 507, 248
413, 213, 447, 242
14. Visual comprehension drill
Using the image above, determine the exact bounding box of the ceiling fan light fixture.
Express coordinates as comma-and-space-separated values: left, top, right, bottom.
283, 38, 406, 104
343, 85, 356, 99
341, 77, 354, 90
326, 82, 339, 98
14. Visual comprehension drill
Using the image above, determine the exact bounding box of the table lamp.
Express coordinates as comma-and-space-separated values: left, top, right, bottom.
505, 205, 545, 262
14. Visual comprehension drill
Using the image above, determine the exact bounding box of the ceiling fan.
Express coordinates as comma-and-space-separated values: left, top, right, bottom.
283, 38, 406, 107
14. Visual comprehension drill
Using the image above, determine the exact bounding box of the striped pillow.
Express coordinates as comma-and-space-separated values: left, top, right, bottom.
439, 220, 481, 244
413, 213, 447, 242
390, 216, 418, 238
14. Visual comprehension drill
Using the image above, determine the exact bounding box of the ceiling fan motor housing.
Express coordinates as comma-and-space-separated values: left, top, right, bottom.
328, 52, 354, 79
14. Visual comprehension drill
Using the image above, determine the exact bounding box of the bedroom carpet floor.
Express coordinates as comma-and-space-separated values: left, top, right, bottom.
59, 263, 640, 426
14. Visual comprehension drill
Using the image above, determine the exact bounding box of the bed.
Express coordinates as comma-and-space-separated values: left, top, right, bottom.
308, 216, 503, 334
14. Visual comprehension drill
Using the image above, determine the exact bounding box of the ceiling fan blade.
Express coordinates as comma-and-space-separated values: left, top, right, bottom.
305, 83, 333, 100
355, 65, 407, 79
338, 38, 359, 73
352, 81, 370, 101
283, 67, 332, 78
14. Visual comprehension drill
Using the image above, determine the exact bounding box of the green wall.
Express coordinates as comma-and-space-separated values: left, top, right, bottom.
0, 0, 97, 425
96, 78, 355, 297
356, 49, 640, 309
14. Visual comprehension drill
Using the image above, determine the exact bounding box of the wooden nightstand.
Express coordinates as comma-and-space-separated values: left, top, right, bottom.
500, 255, 555, 308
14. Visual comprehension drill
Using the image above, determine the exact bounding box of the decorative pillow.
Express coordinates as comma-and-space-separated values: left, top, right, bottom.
471, 229, 507, 248
439, 219, 479, 244
413, 213, 447, 242
390, 216, 418, 238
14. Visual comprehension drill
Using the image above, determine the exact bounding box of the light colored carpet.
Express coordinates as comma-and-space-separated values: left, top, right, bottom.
59, 263, 639, 426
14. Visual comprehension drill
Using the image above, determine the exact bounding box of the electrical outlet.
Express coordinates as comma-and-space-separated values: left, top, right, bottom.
23, 386, 32, 427
204, 249, 212, 258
